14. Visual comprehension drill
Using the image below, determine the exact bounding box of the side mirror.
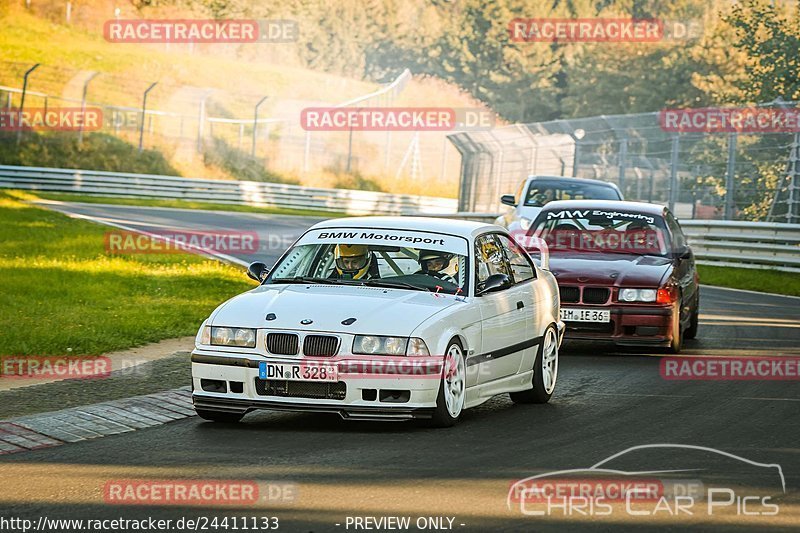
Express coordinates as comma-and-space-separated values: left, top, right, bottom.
247, 261, 270, 282
477, 273, 511, 295
500, 194, 517, 207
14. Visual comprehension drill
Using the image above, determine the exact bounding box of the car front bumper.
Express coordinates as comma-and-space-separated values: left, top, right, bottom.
191, 351, 442, 420
562, 305, 674, 347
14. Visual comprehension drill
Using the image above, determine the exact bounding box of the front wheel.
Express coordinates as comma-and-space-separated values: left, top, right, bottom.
195, 408, 245, 423
429, 340, 466, 428
510, 325, 558, 404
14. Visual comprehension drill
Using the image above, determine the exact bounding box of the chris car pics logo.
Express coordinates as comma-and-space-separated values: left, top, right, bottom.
508, 444, 784, 518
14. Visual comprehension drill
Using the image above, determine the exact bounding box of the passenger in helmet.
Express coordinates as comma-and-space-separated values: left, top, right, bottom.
332, 244, 379, 280
417, 250, 457, 285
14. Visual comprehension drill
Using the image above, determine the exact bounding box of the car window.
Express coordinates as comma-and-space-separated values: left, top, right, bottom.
530, 208, 671, 256
269, 240, 470, 295
664, 211, 687, 251
524, 181, 621, 207
475, 234, 511, 286
496, 233, 536, 284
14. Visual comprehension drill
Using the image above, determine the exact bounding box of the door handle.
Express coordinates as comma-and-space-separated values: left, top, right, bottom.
517, 301, 525, 310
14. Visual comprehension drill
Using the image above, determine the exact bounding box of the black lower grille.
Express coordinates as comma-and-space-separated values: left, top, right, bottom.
559, 286, 580, 303
266, 333, 299, 355
566, 321, 614, 333
583, 287, 610, 304
254, 378, 346, 400
303, 335, 339, 357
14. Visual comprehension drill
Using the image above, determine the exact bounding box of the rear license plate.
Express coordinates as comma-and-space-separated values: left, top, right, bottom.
560, 308, 611, 323
258, 362, 338, 382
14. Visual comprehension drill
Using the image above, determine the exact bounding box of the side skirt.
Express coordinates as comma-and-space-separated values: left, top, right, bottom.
464, 370, 535, 409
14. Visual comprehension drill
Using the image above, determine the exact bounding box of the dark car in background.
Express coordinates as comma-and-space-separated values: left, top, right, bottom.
494, 176, 623, 232
519, 200, 699, 353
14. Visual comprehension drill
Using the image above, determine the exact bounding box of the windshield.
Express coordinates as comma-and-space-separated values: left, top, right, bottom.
267, 228, 470, 295
529, 208, 671, 257
524, 181, 621, 207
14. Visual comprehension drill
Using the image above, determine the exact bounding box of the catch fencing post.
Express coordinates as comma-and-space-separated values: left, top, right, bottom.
16, 63, 40, 146
138, 82, 158, 152
569, 128, 585, 177
78, 71, 99, 145
724, 133, 738, 220
252, 96, 268, 158
196, 90, 213, 153
617, 135, 628, 194
668, 135, 680, 212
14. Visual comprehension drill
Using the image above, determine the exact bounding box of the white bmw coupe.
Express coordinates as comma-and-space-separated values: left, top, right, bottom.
191, 217, 564, 427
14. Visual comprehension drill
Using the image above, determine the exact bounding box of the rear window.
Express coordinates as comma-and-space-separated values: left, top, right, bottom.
528, 208, 671, 256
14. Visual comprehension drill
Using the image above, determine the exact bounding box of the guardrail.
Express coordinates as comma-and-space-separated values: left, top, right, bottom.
681, 220, 800, 272
2, 165, 797, 271
0, 165, 457, 216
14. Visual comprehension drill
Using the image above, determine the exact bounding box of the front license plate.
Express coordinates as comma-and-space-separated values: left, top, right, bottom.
258, 362, 338, 382
560, 308, 611, 323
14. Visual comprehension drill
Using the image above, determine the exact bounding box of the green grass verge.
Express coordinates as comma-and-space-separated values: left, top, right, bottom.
25, 191, 346, 218
0, 190, 254, 356
698, 264, 800, 297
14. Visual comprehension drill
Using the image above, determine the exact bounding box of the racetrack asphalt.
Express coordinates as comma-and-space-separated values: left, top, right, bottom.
2, 201, 798, 532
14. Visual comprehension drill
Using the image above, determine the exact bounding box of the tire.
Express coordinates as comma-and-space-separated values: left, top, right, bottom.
510, 325, 559, 404
195, 408, 245, 423
429, 339, 467, 428
668, 303, 683, 354
684, 295, 699, 340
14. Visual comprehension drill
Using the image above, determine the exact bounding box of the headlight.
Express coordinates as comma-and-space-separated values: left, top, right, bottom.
619, 288, 657, 303
353, 335, 409, 355
406, 337, 430, 356
205, 326, 256, 348
519, 217, 533, 231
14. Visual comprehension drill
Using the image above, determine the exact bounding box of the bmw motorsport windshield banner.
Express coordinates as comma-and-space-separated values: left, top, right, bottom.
297, 228, 469, 256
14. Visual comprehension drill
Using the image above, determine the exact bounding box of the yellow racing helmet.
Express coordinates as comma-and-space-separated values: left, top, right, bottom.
334, 244, 371, 279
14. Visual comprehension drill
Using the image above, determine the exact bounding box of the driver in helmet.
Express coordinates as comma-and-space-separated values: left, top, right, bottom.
417, 250, 457, 284
332, 244, 379, 280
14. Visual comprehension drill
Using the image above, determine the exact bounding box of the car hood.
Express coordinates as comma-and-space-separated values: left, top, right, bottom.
549, 253, 673, 287
517, 205, 543, 221
210, 283, 459, 336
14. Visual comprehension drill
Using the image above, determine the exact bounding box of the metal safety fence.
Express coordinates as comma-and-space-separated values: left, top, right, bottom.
449, 103, 800, 224
0, 165, 457, 215
3, 165, 798, 271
